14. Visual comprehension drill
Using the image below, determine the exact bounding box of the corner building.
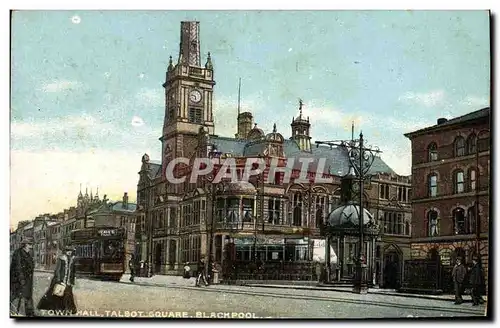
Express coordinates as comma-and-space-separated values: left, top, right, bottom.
404, 108, 490, 291
136, 22, 412, 287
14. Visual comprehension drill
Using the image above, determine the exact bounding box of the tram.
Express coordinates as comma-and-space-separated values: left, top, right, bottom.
70, 227, 126, 281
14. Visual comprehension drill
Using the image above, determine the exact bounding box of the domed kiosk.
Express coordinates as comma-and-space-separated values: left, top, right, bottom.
324, 203, 379, 284
321, 172, 380, 286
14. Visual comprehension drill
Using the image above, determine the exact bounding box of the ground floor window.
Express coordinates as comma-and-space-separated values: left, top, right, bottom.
235, 242, 309, 262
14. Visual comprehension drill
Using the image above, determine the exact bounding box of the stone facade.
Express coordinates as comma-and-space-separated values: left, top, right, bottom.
136, 21, 413, 288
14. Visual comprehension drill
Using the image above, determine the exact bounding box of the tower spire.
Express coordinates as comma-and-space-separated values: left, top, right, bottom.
179, 21, 201, 67
352, 121, 354, 142
237, 78, 242, 115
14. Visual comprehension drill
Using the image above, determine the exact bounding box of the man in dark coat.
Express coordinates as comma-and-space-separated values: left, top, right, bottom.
452, 258, 467, 305
469, 257, 485, 306
129, 255, 136, 283
195, 258, 208, 287
10, 237, 35, 317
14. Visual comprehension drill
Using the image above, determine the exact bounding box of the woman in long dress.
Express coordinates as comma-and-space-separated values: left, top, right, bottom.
37, 246, 77, 315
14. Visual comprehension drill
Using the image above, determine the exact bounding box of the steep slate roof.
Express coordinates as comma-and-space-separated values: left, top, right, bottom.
209, 136, 395, 176
404, 107, 490, 138
149, 163, 162, 179
111, 202, 137, 213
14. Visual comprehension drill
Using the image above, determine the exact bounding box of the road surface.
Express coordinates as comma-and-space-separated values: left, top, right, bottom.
16, 272, 486, 319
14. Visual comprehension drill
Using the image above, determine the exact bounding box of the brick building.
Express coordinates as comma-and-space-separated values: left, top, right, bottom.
136, 21, 412, 287
404, 107, 490, 289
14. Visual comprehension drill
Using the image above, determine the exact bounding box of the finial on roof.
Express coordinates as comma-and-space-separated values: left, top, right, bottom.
273, 123, 277, 133
168, 56, 174, 71
299, 98, 304, 117
254, 123, 258, 128
205, 52, 213, 70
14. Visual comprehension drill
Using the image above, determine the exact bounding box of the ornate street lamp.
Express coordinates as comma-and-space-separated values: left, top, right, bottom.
316, 132, 381, 294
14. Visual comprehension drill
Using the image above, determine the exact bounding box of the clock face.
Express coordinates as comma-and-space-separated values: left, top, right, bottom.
189, 89, 202, 103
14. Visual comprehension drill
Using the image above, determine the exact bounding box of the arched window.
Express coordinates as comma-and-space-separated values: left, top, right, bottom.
467, 133, 477, 155
468, 168, 477, 192
453, 170, 465, 194
427, 210, 439, 237
428, 174, 438, 197
454, 137, 465, 157
315, 195, 326, 228
453, 208, 467, 235
467, 206, 478, 234
428, 143, 438, 162
292, 193, 302, 227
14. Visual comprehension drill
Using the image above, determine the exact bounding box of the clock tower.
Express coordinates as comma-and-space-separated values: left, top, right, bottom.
161, 21, 215, 170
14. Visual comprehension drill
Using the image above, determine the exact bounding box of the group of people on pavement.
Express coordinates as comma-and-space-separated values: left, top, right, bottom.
452, 256, 486, 306
182, 257, 220, 287
10, 237, 78, 317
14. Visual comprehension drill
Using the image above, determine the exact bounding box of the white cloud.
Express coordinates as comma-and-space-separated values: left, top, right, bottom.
131, 116, 145, 127
460, 96, 489, 108
10, 149, 147, 228
71, 15, 81, 24
135, 88, 163, 107
398, 90, 445, 107
377, 143, 412, 176
212, 95, 264, 137
11, 114, 113, 138
40, 80, 82, 93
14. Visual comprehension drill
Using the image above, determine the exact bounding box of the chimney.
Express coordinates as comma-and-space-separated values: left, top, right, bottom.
437, 118, 448, 125
123, 192, 129, 209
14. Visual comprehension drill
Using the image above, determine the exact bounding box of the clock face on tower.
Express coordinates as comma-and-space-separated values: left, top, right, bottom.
189, 89, 202, 104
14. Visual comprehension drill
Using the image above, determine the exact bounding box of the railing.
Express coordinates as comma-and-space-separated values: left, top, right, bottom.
228, 261, 316, 281
401, 259, 441, 291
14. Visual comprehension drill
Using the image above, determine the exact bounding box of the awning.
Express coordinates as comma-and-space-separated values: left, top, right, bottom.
312, 239, 338, 264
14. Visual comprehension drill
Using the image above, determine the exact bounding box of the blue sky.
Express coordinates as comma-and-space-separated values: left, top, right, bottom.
10, 10, 490, 227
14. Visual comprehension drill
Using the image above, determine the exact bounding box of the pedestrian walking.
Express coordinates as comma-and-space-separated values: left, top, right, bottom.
183, 263, 191, 279
10, 237, 35, 317
37, 245, 77, 315
129, 255, 136, 282
195, 258, 208, 287
452, 258, 467, 305
469, 256, 485, 306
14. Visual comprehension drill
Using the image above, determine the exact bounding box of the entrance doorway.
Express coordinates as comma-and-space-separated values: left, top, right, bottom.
154, 244, 162, 274
168, 240, 176, 270
384, 250, 401, 289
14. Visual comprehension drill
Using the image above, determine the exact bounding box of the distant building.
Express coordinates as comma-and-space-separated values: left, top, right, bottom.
10, 188, 136, 273
404, 107, 490, 290
89, 192, 137, 273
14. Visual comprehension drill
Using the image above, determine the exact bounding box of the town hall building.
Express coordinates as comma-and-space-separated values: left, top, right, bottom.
136, 21, 412, 288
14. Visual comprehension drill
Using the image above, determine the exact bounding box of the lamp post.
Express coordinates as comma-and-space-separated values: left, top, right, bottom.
252, 172, 265, 264
316, 132, 381, 294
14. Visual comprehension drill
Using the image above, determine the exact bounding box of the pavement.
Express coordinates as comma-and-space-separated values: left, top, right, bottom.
35, 270, 487, 304
116, 273, 487, 303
